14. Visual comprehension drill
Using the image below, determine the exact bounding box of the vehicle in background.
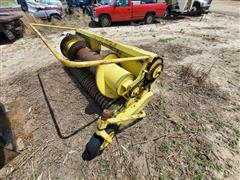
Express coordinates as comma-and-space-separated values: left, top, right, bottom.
37, 0, 62, 6
190, 0, 212, 15
16, 0, 28, 11
0, 0, 23, 42
165, 0, 212, 17
0, 0, 22, 12
75, 0, 94, 6
91, 0, 167, 27
19, 0, 63, 21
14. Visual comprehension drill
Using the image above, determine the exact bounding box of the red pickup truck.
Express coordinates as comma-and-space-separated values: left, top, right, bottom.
91, 0, 167, 27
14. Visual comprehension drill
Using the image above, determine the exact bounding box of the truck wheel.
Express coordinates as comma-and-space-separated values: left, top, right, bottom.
191, 3, 201, 16
49, 14, 62, 22
164, 6, 172, 18
20, 0, 28, 12
145, 13, 155, 24
99, 15, 111, 27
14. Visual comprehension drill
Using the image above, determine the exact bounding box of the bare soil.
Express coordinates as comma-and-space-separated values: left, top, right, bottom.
0, 0, 239, 179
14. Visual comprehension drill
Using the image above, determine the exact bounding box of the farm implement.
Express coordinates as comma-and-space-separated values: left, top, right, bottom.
30, 23, 163, 160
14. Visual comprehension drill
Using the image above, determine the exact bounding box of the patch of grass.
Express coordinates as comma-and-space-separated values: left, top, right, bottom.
233, 127, 240, 137
206, 88, 228, 100
163, 110, 171, 119
180, 114, 188, 120
77, 177, 85, 180
193, 169, 204, 180
178, 64, 228, 101
180, 64, 211, 85
158, 38, 175, 43
160, 143, 171, 153
160, 175, 168, 180
143, 135, 147, 141
155, 161, 165, 175
185, 139, 223, 177
228, 139, 238, 148
27, 167, 42, 180
190, 111, 198, 119
146, 62, 228, 179
99, 156, 110, 176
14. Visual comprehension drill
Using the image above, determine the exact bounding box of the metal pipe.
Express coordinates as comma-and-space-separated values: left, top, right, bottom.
29, 24, 149, 68
75, 47, 104, 73
76, 48, 104, 61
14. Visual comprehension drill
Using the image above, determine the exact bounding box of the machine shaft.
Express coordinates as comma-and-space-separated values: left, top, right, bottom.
61, 34, 117, 109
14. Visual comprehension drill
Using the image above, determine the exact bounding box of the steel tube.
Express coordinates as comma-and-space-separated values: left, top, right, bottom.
29, 23, 149, 68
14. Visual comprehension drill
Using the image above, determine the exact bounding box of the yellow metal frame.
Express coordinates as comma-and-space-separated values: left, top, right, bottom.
30, 23, 152, 67
30, 23, 162, 89
97, 92, 153, 150
30, 23, 162, 150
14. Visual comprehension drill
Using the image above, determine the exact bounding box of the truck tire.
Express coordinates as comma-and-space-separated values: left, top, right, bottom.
52, 14, 62, 20
191, 2, 201, 16
164, 5, 172, 18
99, 15, 111, 27
48, 14, 62, 22
145, 13, 155, 24
20, 0, 28, 12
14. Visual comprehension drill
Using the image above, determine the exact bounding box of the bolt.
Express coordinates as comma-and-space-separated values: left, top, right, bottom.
102, 109, 112, 120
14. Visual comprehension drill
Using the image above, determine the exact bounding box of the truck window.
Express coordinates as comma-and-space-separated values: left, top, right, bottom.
116, 0, 129, 6
141, 0, 156, 4
101, 0, 111, 5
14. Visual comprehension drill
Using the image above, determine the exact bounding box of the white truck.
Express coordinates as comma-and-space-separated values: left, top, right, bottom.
165, 0, 212, 17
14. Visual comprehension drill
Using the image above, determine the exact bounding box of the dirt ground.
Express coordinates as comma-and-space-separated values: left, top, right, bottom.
0, 0, 239, 179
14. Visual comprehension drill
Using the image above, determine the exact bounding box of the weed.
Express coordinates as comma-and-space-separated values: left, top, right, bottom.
233, 128, 240, 137
163, 110, 171, 119
27, 167, 42, 180
190, 111, 198, 119
185, 138, 223, 178
193, 169, 204, 180
143, 135, 147, 141
160, 175, 168, 180
180, 114, 188, 120
158, 38, 175, 43
179, 64, 212, 85
99, 156, 110, 176
155, 161, 165, 174
78, 177, 85, 180
160, 143, 171, 153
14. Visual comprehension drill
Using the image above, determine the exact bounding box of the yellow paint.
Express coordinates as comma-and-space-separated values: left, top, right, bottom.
120, 61, 143, 77
147, 58, 163, 80
95, 92, 153, 144
99, 132, 115, 150
64, 38, 79, 57
96, 54, 136, 99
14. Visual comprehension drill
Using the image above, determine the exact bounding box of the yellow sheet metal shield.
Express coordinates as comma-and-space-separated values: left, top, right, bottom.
96, 54, 135, 99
